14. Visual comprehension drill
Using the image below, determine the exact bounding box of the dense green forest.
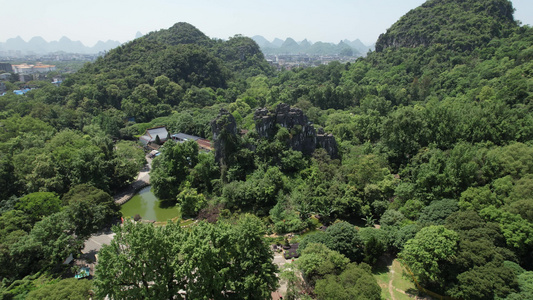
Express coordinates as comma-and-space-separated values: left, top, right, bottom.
0, 0, 532, 298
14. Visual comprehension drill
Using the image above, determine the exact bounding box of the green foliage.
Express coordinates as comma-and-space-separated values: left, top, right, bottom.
480, 206, 533, 267
222, 166, 285, 213
506, 271, 533, 300
0, 0, 532, 296
391, 224, 419, 251
298, 221, 364, 262
296, 243, 350, 284
143, 22, 213, 47
363, 235, 385, 266
214, 35, 274, 78
188, 151, 219, 194
323, 221, 364, 262
359, 227, 389, 265
449, 262, 517, 299
26, 211, 83, 269
418, 198, 459, 225
443, 210, 519, 298
0, 210, 32, 238
151, 140, 199, 200
400, 225, 459, 286
269, 195, 309, 234
376, 0, 516, 52
94, 221, 185, 299
112, 141, 146, 189
95, 215, 278, 299
62, 184, 119, 238
314, 263, 381, 300
459, 185, 499, 211
176, 182, 207, 216
15, 192, 61, 223
26, 278, 93, 300
0, 115, 55, 144
379, 209, 405, 227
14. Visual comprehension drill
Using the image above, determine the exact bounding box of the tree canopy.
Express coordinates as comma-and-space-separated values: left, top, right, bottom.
94, 215, 278, 299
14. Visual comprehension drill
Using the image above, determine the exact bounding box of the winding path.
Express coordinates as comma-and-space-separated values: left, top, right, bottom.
114, 156, 152, 205
389, 268, 397, 300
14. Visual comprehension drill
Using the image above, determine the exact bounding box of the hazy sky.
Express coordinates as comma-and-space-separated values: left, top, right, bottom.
1, 0, 532, 47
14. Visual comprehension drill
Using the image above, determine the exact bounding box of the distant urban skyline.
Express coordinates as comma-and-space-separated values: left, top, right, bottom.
1, 0, 531, 47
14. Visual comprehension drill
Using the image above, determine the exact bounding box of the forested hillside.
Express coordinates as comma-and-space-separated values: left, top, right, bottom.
0, 0, 532, 298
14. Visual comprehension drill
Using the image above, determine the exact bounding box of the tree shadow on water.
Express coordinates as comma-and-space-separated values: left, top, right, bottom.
158, 199, 177, 209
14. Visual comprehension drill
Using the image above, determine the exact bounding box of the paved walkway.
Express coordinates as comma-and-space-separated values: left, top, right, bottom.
273, 252, 290, 297
79, 229, 115, 275
114, 156, 152, 205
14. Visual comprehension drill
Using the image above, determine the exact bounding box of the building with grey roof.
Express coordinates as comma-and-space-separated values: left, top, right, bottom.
139, 126, 169, 145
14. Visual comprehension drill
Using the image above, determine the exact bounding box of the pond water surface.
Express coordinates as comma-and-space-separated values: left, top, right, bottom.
120, 186, 180, 222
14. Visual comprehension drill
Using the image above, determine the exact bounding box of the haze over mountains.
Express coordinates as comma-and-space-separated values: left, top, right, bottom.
0, 36, 122, 54
252, 35, 374, 56
0, 32, 373, 57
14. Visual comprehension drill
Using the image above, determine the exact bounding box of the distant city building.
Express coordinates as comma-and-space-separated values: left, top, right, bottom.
18, 74, 33, 83
0, 73, 11, 80
265, 54, 356, 70
12, 63, 56, 74
0, 63, 12, 73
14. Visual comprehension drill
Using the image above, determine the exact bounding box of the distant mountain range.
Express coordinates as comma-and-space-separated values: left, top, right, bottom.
252, 35, 374, 56
0, 33, 373, 57
0, 36, 122, 55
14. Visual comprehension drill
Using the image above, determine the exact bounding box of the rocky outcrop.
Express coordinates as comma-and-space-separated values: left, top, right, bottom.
254, 103, 339, 159
316, 128, 339, 160
211, 108, 238, 164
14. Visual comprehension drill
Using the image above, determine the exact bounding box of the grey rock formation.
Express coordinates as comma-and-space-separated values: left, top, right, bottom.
210, 108, 238, 164
254, 103, 339, 159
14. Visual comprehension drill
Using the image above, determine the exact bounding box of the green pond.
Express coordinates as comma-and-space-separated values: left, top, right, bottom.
120, 186, 180, 222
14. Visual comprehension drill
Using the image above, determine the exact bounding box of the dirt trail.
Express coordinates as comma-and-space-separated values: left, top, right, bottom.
388, 268, 397, 300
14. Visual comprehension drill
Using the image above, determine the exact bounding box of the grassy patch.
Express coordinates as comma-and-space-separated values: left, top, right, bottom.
393, 288, 415, 300
291, 228, 320, 243
180, 219, 195, 227
152, 217, 196, 227
373, 258, 391, 300
381, 287, 393, 300
373, 257, 420, 300
265, 236, 285, 245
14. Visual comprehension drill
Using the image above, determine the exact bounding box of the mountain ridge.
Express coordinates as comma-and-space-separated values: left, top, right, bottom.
0, 30, 373, 57
0, 36, 122, 54
376, 0, 517, 52
251, 35, 373, 56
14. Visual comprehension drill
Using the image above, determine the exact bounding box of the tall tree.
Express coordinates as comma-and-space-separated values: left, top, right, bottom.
151, 140, 199, 200
296, 243, 350, 285
95, 215, 278, 299
400, 225, 459, 288
94, 221, 186, 299
314, 263, 381, 300
15, 192, 61, 223
62, 184, 120, 239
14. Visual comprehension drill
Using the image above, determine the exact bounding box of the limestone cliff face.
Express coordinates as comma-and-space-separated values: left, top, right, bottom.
210, 108, 237, 164
316, 127, 339, 159
254, 103, 339, 159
